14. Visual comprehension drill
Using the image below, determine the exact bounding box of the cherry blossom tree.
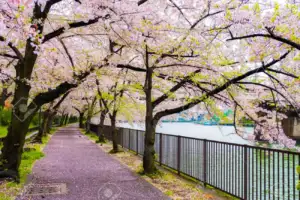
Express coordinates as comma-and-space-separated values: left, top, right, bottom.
111, 0, 300, 174
225, 0, 300, 146
0, 0, 118, 180
96, 68, 143, 152
112, 0, 248, 174
0, 0, 298, 181
33, 90, 70, 143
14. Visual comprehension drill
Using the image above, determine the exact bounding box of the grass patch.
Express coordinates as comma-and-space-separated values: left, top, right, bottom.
0, 134, 51, 200
82, 130, 99, 141
137, 166, 163, 179
49, 127, 58, 135
95, 142, 231, 200
29, 124, 36, 129
1, 124, 40, 139
81, 129, 108, 144
164, 190, 174, 196
0, 126, 8, 138
108, 149, 124, 154
1, 123, 38, 138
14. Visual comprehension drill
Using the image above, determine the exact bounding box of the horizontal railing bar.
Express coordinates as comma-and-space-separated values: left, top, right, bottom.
96, 124, 300, 155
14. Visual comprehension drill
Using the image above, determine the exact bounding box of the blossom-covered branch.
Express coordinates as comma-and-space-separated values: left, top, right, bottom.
42, 16, 109, 43
154, 51, 290, 120
227, 27, 300, 51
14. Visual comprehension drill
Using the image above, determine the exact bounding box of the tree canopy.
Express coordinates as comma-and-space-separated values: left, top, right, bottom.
0, 0, 299, 176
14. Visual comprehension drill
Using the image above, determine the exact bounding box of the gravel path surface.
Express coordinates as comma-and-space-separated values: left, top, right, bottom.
18, 126, 168, 200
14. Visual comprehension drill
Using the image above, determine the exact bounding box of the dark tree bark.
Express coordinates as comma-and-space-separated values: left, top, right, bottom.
63, 114, 69, 125
96, 77, 124, 152
143, 68, 158, 174
98, 111, 106, 143
96, 80, 108, 142
85, 116, 91, 132
110, 112, 118, 153
85, 96, 97, 133
227, 26, 300, 51
143, 115, 158, 173
33, 111, 50, 143
46, 113, 55, 133
79, 112, 84, 128
138, 0, 148, 6
0, 97, 35, 181
73, 106, 86, 129
60, 114, 66, 126
35, 91, 71, 139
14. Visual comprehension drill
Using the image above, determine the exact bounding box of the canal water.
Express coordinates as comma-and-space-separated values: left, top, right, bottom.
117, 122, 253, 144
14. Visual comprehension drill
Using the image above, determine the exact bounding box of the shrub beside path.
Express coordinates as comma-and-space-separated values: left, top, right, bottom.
18, 125, 168, 200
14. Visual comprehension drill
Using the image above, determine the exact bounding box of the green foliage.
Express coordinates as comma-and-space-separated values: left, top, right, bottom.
0, 125, 8, 138
297, 166, 300, 190
30, 114, 39, 126
21, 150, 44, 161
0, 108, 12, 126
239, 117, 254, 126
271, 2, 280, 22
82, 129, 98, 142
49, 128, 57, 135
164, 190, 174, 196
154, 153, 158, 161
253, 2, 261, 13
0, 135, 49, 200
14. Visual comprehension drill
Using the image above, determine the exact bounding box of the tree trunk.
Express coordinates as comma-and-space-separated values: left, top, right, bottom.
64, 114, 69, 125
142, 68, 157, 174
60, 115, 66, 126
98, 111, 106, 143
46, 113, 54, 133
143, 116, 157, 174
110, 116, 119, 153
0, 121, 29, 181
86, 116, 91, 133
79, 112, 84, 128
33, 111, 49, 143
0, 87, 37, 180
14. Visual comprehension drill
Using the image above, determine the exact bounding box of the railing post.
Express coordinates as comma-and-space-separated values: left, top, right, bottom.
136, 130, 139, 155
121, 129, 124, 148
244, 145, 248, 200
159, 134, 162, 166
177, 136, 181, 175
128, 130, 131, 150
203, 139, 207, 187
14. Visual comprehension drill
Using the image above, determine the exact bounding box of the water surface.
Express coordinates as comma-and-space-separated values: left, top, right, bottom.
117, 122, 253, 145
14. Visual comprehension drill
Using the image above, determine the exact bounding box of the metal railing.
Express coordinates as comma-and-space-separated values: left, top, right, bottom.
89, 123, 300, 200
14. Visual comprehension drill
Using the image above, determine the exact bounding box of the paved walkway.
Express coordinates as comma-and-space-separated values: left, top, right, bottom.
19, 126, 167, 200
